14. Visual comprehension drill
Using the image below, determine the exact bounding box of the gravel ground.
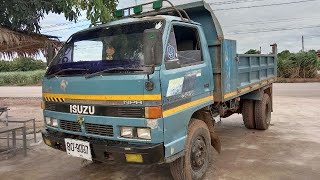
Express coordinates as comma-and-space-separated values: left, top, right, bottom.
0, 98, 42, 132
0, 83, 319, 180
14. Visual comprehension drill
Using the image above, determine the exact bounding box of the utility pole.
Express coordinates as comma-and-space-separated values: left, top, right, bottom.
302, 35, 305, 52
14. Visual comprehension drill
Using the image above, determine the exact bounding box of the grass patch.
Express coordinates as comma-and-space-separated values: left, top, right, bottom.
0, 70, 45, 86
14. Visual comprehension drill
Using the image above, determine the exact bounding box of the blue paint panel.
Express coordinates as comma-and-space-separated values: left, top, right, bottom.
42, 70, 163, 144
236, 54, 277, 90
160, 20, 214, 158
43, 70, 161, 99
220, 40, 277, 99
162, 92, 213, 157
40, 0, 279, 162
221, 39, 237, 94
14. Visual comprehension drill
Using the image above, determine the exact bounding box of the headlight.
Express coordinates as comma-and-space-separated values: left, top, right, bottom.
137, 128, 151, 140
120, 127, 134, 138
51, 118, 58, 127
45, 117, 58, 127
45, 117, 51, 125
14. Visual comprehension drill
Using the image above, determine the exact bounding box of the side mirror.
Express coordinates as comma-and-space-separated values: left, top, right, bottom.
46, 44, 56, 66
143, 29, 163, 66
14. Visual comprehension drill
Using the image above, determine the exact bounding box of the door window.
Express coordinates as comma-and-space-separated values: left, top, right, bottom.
165, 25, 202, 69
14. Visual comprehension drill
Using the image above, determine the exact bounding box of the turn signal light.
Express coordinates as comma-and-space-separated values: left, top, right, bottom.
145, 106, 162, 119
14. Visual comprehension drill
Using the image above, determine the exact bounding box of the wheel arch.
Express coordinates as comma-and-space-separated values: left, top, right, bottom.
241, 84, 273, 101
191, 106, 221, 153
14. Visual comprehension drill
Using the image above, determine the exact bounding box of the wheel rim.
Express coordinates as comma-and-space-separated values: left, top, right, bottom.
265, 101, 271, 124
190, 136, 207, 171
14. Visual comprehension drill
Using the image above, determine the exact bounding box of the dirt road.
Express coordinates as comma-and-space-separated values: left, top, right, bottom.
0, 83, 320, 180
0, 86, 41, 97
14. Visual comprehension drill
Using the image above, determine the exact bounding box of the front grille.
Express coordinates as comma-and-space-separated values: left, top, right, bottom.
60, 120, 81, 132
45, 101, 56, 111
118, 107, 144, 118
85, 123, 113, 137
47, 129, 126, 146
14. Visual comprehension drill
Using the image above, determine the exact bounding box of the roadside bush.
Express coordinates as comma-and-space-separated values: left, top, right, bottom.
0, 57, 46, 72
0, 70, 45, 86
277, 50, 318, 78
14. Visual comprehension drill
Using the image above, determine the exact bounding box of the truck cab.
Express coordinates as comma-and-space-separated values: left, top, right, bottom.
42, 1, 277, 179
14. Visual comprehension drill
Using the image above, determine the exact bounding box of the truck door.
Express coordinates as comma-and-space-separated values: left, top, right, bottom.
160, 23, 212, 156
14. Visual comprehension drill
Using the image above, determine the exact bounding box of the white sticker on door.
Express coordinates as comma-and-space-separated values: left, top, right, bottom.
166, 77, 184, 97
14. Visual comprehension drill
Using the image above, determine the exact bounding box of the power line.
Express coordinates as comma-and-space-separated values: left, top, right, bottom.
39, 0, 266, 30
39, 0, 319, 32
304, 35, 320, 39
38, 0, 274, 31
42, 24, 90, 33
39, 0, 267, 30
227, 24, 320, 35
41, 19, 89, 29
211, 0, 267, 6
214, 0, 318, 11
223, 16, 320, 28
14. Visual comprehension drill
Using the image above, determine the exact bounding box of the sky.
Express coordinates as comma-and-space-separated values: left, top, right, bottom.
39, 0, 320, 54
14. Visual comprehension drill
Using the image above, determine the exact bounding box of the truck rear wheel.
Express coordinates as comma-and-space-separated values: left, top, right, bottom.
254, 93, 271, 130
170, 119, 211, 180
242, 100, 255, 129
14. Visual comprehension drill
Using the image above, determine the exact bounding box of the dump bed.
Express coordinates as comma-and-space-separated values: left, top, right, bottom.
178, 1, 277, 102
221, 40, 277, 101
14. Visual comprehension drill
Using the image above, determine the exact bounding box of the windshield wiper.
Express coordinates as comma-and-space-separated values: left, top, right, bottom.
46, 68, 89, 79
85, 67, 144, 79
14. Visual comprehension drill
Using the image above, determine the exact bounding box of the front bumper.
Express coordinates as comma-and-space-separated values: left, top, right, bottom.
41, 128, 164, 164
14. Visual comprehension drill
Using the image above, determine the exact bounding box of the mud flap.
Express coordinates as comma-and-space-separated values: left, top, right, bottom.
210, 130, 221, 153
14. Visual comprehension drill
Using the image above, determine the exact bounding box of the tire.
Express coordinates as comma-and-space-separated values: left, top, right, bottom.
170, 119, 211, 180
242, 100, 255, 129
254, 93, 272, 130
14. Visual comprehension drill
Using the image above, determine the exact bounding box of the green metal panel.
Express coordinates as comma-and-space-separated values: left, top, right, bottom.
114, 9, 124, 17
153, 0, 163, 10
134, 5, 143, 14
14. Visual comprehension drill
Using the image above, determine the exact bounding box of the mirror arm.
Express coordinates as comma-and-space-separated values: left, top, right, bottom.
147, 45, 156, 81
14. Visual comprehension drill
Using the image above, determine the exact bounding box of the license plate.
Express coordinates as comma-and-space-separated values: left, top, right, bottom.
65, 138, 92, 161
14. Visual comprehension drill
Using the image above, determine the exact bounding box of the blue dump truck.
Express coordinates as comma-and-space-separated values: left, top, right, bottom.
42, 1, 277, 179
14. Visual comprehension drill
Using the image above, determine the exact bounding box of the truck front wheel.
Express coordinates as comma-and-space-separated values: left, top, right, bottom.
170, 119, 211, 180
254, 93, 272, 130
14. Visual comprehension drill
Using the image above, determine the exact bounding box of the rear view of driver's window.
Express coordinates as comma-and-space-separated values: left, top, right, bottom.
173, 25, 202, 65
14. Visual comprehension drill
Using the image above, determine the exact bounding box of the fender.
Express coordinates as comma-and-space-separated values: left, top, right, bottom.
192, 110, 221, 153
241, 85, 272, 101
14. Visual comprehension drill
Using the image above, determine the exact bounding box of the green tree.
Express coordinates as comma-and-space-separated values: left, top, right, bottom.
277, 50, 318, 78
0, 0, 118, 33
245, 49, 261, 54
277, 50, 292, 78
278, 50, 291, 60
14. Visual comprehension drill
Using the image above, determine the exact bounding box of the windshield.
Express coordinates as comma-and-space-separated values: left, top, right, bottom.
46, 20, 164, 77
